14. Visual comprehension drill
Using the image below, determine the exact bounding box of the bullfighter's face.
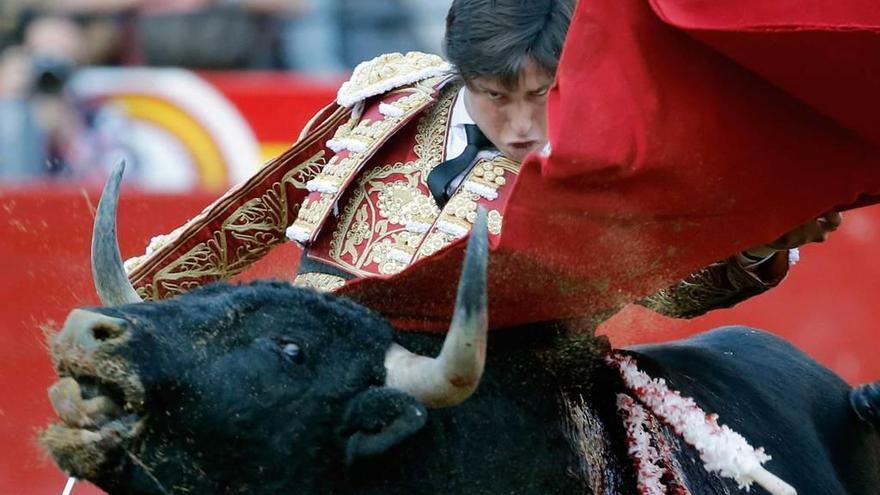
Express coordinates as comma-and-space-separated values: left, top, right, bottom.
464, 57, 553, 163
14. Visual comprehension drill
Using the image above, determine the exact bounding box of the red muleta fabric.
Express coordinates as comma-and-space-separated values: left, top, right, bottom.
340, 0, 880, 333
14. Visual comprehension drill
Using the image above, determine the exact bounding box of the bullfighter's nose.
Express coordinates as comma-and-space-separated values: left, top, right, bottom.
58, 309, 128, 351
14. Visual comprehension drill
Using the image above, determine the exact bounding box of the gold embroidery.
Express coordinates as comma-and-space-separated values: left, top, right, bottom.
463, 156, 519, 194
129, 104, 351, 299
637, 258, 777, 319
328, 90, 433, 151
368, 239, 407, 275
376, 180, 439, 225
414, 190, 479, 259
446, 191, 481, 225
315, 155, 362, 188
343, 205, 372, 257
137, 151, 326, 298
286, 155, 325, 189
379, 90, 437, 117
418, 231, 457, 259
411, 155, 517, 262
328, 111, 361, 143
414, 204, 505, 259
327, 84, 458, 275
124, 224, 188, 274
488, 209, 503, 236
292, 77, 449, 243
328, 162, 421, 268
337, 52, 451, 106
289, 194, 335, 235
344, 91, 435, 147
471, 161, 508, 187
323, 110, 520, 275
392, 231, 422, 255
413, 85, 459, 179
297, 103, 347, 143
138, 238, 224, 299
293, 272, 347, 292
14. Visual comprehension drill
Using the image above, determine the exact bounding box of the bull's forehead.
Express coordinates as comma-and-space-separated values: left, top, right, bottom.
83, 282, 395, 350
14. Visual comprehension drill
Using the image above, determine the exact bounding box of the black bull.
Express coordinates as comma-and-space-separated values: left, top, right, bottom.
42, 165, 880, 494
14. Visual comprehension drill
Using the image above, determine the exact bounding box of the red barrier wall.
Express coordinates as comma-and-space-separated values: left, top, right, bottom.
2, 186, 878, 493
0, 187, 295, 494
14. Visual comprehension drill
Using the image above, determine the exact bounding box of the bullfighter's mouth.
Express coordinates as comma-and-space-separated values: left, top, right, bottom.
42, 311, 147, 480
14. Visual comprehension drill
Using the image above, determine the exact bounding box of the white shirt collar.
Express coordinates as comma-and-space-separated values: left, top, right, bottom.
449, 86, 475, 128
445, 86, 500, 161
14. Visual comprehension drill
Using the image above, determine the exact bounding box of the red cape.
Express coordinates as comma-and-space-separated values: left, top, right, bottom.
340, 0, 880, 332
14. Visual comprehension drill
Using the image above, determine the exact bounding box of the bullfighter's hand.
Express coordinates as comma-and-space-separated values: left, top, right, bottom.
743, 211, 843, 259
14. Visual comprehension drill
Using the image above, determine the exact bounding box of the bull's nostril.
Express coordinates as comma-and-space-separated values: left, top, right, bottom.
61, 310, 128, 350
91, 324, 122, 341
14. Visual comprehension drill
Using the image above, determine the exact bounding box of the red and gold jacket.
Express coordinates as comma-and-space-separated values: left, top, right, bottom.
125, 52, 503, 297
124, 51, 792, 331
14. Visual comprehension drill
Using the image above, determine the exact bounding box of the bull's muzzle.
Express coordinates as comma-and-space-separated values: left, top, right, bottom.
44, 307, 145, 478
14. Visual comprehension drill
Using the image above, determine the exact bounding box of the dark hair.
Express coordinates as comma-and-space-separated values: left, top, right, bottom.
444, 0, 576, 88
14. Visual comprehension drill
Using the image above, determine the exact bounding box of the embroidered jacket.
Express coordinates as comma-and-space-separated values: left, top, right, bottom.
125, 51, 787, 321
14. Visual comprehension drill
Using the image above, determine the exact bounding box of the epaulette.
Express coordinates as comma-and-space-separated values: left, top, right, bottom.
336, 51, 453, 108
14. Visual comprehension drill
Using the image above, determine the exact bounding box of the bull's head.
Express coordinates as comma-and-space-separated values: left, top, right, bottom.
42, 163, 490, 493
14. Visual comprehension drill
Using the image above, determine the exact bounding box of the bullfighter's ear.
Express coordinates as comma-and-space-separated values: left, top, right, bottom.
339, 387, 427, 465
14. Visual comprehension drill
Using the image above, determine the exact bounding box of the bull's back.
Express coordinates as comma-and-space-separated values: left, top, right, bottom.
629, 325, 880, 495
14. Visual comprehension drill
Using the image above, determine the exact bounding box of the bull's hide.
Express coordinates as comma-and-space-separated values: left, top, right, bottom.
42, 282, 880, 494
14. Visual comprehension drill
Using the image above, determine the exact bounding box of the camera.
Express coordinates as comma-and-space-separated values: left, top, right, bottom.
30, 55, 75, 94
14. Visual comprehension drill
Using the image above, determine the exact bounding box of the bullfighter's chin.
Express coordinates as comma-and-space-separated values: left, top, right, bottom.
42, 376, 143, 480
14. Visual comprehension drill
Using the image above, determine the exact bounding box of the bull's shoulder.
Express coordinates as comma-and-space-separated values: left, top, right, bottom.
627, 326, 880, 495
625, 325, 851, 430
336, 51, 453, 107
628, 325, 849, 397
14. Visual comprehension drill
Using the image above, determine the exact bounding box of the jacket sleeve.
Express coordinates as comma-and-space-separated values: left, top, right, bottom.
125, 102, 350, 300
636, 251, 790, 319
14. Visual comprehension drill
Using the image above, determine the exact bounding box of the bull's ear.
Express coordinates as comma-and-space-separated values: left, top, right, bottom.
339, 387, 427, 465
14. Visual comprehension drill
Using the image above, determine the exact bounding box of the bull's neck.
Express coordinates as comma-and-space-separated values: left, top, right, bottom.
335, 327, 636, 494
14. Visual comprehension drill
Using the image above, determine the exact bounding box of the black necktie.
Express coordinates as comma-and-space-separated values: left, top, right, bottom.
427, 124, 492, 207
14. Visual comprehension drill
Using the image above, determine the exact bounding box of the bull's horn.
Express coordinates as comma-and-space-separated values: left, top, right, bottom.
92, 161, 143, 306
384, 207, 488, 408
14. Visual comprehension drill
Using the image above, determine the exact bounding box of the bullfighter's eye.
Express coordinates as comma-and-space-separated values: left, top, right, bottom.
282, 342, 303, 363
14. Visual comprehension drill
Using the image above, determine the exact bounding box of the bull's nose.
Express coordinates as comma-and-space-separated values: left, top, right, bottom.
58, 309, 128, 351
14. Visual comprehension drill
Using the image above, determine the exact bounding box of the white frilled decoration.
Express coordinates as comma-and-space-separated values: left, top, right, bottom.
608, 353, 797, 495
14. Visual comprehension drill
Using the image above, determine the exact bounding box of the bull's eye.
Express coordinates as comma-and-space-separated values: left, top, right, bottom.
282, 343, 303, 363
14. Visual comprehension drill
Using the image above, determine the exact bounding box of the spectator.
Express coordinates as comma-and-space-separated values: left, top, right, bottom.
0, 13, 87, 180
129, 0, 305, 69
38, 0, 305, 69
278, 0, 347, 75
279, 0, 437, 73
402, 0, 452, 56
336, 0, 424, 67
0, 46, 45, 180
